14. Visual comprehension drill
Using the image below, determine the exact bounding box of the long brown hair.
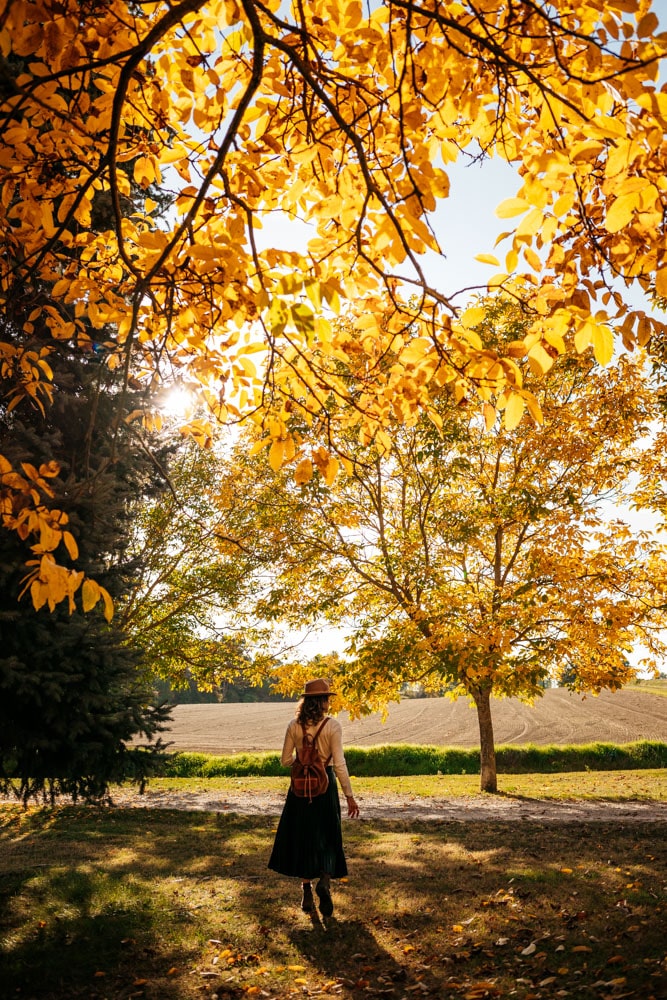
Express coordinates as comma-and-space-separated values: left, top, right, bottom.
296, 694, 329, 727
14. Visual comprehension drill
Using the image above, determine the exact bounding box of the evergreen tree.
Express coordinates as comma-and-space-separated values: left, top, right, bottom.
0, 346, 172, 805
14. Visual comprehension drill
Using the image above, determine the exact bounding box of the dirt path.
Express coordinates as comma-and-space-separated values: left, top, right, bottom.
107, 786, 667, 823
160, 688, 667, 754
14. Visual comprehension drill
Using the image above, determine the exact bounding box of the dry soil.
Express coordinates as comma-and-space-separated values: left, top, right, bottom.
158, 687, 667, 754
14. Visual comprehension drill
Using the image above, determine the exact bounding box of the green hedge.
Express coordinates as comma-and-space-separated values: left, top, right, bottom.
161, 740, 667, 778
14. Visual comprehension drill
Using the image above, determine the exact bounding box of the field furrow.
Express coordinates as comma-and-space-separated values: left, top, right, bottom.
159, 687, 667, 753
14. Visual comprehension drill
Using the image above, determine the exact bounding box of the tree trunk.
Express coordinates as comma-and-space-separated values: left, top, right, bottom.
472, 686, 497, 793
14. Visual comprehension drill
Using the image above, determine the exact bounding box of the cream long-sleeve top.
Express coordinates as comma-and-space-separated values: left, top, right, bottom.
280, 716, 354, 798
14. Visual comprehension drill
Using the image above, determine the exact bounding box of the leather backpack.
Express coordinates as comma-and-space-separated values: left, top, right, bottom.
290, 718, 331, 801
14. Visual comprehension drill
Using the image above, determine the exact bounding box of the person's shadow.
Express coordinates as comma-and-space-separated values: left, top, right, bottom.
289, 917, 420, 992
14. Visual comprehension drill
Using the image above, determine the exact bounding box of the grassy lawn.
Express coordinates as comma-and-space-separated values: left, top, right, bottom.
1, 801, 665, 1000
134, 767, 667, 800
635, 678, 667, 698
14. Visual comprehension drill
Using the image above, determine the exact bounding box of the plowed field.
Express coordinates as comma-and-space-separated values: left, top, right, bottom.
160, 687, 667, 753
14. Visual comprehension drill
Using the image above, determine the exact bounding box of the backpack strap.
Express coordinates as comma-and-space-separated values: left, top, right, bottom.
301, 717, 331, 764
313, 717, 331, 765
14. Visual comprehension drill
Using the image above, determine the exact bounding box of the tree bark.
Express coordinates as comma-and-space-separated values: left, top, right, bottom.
472, 686, 497, 793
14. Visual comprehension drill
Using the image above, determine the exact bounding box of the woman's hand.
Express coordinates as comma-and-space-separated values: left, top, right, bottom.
346, 795, 360, 818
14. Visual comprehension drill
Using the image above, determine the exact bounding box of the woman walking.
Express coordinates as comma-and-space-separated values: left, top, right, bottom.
268, 678, 360, 917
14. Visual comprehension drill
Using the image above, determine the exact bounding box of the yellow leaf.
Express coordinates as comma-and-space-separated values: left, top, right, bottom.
506, 340, 527, 358
38, 522, 62, 553
323, 457, 339, 487
355, 313, 380, 332
524, 247, 542, 272
63, 531, 79, 561
82, 579, 100, 613
593, 324, 614, 366
99, 585, 114, 622
294, 458, 313, 485
457, 327, 484, 350
133, 155, 156, 189
504, 392, 525, 430
524, 391, 543, 424
637, 11, 658, 36
655, 269, 667, 298
495, 197, 529, 219
38, 461, 60, 479
474, 253, 499, 266
483, 402, 496, 431
461, 306, 486, 328
527, 342, 554, 375
605, 192, 638, 233
249, 437, 271, 456
268, 439, 285, 472
427, 407, 443, 431
574, 321, 593, 354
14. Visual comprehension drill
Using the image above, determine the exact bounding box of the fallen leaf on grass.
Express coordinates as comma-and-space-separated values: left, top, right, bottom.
463, 983, 501, 999
521, 942, 537, 955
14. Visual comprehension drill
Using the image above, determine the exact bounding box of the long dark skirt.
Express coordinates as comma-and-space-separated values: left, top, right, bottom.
268, 767, 348, 880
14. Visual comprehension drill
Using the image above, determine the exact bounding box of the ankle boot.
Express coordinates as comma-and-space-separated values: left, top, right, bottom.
301, 882, 314, 913
316, 876, 333, 916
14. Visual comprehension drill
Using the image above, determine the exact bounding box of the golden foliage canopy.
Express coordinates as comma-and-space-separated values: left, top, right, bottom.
1, 0, 667, 610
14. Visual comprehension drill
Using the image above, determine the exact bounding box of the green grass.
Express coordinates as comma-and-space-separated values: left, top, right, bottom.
162, 739, 667, 778
634, 678, 667, 698
1, 805, 665, 1000
127, 768, 667, 801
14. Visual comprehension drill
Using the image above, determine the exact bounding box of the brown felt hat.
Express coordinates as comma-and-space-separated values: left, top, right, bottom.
302, 678, 335, 697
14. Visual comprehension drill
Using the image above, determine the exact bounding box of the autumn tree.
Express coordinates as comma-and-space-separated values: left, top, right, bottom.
215, 300, 667, 792
117, 438, 270, 693
2, 2, 667, 611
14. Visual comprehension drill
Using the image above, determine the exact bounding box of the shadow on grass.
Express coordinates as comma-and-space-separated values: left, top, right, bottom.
1, 806, 666, 999
0, 865, 197, 999
0, 807, 275, 999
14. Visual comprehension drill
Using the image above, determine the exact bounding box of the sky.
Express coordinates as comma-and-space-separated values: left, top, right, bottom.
420, 154, 521, 300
